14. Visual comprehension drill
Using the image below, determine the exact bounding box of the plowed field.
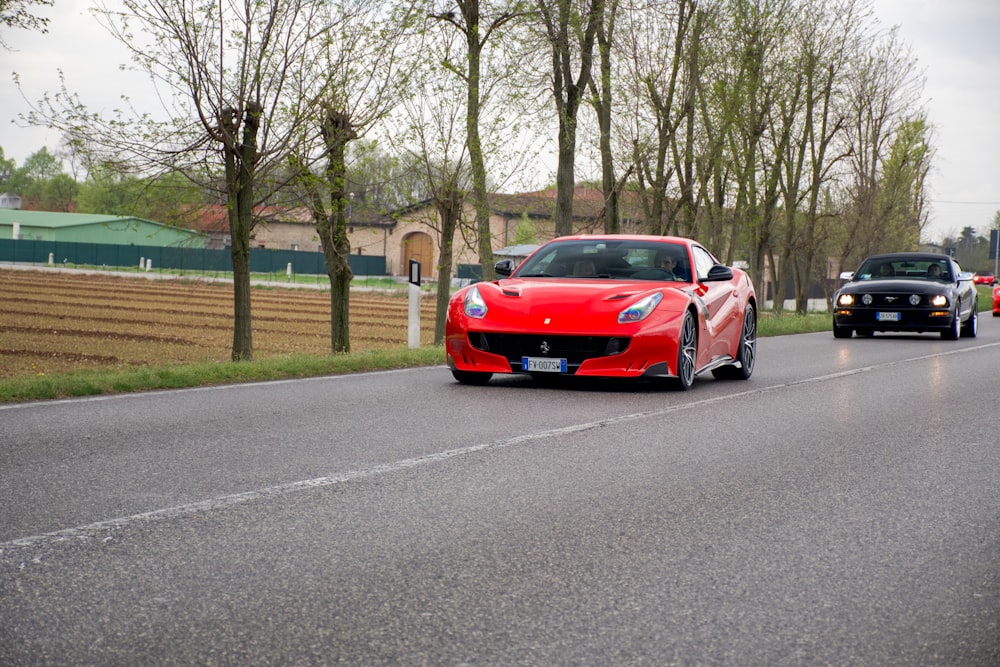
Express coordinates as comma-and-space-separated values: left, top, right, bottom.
0, 269, 438, 379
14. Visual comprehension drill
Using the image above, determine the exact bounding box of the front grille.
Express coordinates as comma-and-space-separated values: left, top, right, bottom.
470, 333, 631, 368
866, 293, 925, 307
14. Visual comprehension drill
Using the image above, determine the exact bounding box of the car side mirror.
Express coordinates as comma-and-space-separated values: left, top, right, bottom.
957, 271, 974, 283
702, 264, 733, 282
839, 271, 854, 281
494, 258, 515, 277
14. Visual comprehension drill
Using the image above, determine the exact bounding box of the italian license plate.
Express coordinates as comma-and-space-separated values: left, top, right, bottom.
876, 311, 900, 322
522, 357, 567, 373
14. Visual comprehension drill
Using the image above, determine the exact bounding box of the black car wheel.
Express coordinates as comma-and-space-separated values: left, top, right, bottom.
452, 369, 493, 385
961, 301, 978, 338
673, 311, 697, 391
713, 303, 756, 380
941, 308, 961, 340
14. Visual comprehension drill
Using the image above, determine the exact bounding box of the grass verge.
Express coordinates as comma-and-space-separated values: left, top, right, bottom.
1, 312, 836, 404
0, 347, 446, 404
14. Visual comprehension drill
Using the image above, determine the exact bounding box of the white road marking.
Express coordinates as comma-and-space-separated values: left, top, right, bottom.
4, 341, 999, 556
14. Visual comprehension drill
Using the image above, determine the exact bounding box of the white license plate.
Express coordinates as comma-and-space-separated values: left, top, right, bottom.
876, 311, 900, 322
522, 357, 567, 373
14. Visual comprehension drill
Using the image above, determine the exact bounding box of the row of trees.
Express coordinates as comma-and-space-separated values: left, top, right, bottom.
5, 0, 975, 361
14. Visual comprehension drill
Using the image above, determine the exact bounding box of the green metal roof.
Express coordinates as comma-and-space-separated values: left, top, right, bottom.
0, 209, 158, 228
0, 209, 207, 248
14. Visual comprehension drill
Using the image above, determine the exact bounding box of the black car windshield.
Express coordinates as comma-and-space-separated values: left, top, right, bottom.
514, 239, 692, 282
855, 257, 951, 282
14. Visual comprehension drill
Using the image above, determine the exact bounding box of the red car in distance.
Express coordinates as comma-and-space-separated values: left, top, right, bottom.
973, 272, 996, 286
993, 285, 1000, 317
445, 234, 757, 390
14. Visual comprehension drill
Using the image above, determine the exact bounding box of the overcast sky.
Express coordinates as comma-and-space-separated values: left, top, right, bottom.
2, 0, 998, 243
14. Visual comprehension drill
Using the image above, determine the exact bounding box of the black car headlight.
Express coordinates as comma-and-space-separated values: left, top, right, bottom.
837, 293, 854, 306
930, 294, 948, 307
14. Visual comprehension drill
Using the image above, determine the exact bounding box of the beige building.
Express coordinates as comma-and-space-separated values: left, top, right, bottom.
250, 187, 645, 279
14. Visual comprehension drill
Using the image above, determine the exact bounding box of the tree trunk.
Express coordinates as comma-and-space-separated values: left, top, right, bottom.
539, 0, 603, 237
319, 108, 358, 354
434, 188, 460, 345
461, 2, 495, 280
222, 102, 262, 362
594, 4, 619, 233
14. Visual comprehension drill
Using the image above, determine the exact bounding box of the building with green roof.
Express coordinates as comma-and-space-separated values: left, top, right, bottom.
0, 209, 206, 248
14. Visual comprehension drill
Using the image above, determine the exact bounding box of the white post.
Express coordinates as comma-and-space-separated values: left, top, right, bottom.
286, 262, 293, 279
408, 283, 421, 348
12, 222, 19, 240
139, 256, 145, 269
145, 258, 152, 271
48, 252, 54, 265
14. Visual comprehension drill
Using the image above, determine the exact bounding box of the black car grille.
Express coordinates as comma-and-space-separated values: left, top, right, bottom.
469, 333, 631, 368
862, 293, 927, 307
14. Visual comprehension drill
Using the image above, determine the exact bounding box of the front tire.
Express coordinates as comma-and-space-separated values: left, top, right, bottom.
941, 309, 961, 340
451, 369, 492, 385
961, 301, 978, 338
673, 311, 697, 391
713, 303, 756, 380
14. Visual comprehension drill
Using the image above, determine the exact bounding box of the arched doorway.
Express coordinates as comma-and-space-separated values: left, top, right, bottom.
401, 231, 435, 278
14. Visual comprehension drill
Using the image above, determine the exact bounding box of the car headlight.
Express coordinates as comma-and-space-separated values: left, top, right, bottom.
930, 294, 948, 307
837, 293, 854, 306
463, 286, 488, 319
618, 291, 663, 323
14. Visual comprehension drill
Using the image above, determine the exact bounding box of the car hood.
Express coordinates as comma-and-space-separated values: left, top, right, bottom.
472, 278, 688, 329
838, 278, 950, 294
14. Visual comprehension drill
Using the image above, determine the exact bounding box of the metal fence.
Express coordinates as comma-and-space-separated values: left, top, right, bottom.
0, 238, 387, 276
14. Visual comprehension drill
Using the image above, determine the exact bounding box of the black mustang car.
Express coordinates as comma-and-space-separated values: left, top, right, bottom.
833, 252, 978, 340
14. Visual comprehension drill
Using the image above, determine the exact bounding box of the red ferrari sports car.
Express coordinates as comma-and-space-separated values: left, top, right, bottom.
445, 235, 757, 390
974, 272, 996, 286
993, 285, 1000, 317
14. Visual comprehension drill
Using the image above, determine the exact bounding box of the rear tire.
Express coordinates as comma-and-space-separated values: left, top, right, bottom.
451, 369, 492, 385
672, 311, 697, 391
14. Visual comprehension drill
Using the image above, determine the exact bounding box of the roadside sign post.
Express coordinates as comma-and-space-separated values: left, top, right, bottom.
408, 260, 421, 349
990, 229, 998, 278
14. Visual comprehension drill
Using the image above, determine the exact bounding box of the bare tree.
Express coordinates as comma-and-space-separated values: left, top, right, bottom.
839, 26, 925, 268
587, 0, 620, 233
618, 0, 704, 236
288, 0, 420, 353
431, 1, 533, 279
536, 0, 604, 236
775, 0, 859, 314
21, 0, 330, 361
392, 33, 472, 344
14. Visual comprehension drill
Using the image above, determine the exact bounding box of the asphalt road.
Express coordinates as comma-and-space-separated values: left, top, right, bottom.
2, 322, 999, 665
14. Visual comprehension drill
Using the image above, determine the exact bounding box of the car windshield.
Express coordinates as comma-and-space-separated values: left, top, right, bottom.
855, 257, 951, 282
513, 239, 692, 282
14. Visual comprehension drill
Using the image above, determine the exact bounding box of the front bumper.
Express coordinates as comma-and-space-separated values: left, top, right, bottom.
833, 307, 955, 331
446, 329, 679, 378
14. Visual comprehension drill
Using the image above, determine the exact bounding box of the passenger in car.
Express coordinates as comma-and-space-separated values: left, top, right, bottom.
573, 259, 596, 276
